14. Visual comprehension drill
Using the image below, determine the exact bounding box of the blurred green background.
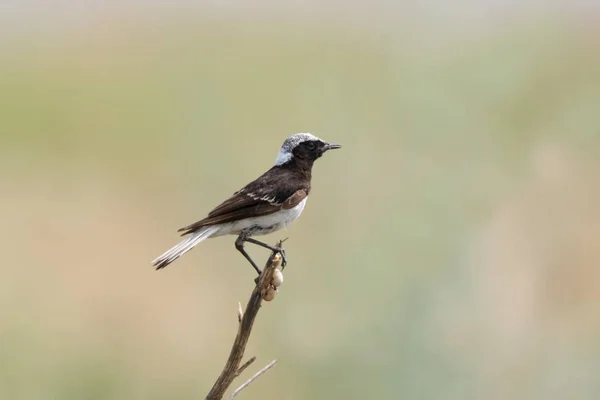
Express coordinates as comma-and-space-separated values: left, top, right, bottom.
1, 1, 600, 399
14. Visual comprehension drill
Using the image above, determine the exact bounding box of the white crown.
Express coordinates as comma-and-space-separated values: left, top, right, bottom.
274, 133, 322, 166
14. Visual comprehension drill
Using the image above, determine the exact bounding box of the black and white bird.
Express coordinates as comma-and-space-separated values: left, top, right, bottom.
151, 133, 341, 273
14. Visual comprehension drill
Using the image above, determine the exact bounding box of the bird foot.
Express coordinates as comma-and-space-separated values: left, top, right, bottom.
253, 247, 287, 286
275, 247, 287, 269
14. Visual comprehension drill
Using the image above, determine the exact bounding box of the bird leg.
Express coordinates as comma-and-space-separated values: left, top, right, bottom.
235, 234, 289, 279
235, 234, 262, 275
243, 237, 288, 268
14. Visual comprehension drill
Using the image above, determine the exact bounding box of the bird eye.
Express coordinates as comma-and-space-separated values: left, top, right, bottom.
305, 141, 316, 150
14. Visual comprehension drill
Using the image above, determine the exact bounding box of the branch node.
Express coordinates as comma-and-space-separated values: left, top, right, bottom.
237, 302, 243, 323
235, 356, 256, 377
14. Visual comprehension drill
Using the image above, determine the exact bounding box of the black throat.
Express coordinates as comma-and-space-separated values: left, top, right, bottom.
277, 156, 314, 182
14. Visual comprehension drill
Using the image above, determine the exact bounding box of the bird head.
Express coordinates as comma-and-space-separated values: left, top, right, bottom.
275, 133, 341, 166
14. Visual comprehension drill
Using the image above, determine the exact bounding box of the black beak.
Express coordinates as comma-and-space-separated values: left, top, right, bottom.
323, 142, 342, 151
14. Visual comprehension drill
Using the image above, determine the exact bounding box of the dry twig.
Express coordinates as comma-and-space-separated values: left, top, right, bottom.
205, 243, 284, 400
228, 360, 278, 400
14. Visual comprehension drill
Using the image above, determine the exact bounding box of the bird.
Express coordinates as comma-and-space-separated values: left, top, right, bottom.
151, 132, 341, 274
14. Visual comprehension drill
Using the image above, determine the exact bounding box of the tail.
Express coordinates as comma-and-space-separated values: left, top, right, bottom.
152, 226, 220, 269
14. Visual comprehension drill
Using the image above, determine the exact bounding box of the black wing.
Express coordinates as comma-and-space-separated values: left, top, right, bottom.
177, 167, 309, 236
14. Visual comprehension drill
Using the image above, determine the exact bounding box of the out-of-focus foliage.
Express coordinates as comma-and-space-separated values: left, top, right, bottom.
1, 2, 599, 399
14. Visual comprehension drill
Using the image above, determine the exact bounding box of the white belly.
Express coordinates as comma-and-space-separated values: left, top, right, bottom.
213, 197, 307, 237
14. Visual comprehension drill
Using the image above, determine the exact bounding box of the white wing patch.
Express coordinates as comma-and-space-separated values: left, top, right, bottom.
245, 192, 282, 206
260, 195, 280, 204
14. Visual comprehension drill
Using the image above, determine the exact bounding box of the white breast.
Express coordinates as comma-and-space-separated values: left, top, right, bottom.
278, 196, 307, 227
213, 197, 308, 237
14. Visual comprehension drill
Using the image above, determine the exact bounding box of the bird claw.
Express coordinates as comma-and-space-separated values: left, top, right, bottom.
252, 247, 286, 286
275, 247, 287, 269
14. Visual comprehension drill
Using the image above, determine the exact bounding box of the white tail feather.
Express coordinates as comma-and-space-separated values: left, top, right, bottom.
152, 226, 220, 269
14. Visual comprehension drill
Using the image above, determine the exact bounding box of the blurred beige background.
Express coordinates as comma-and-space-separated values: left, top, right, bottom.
1, 1, 600, 399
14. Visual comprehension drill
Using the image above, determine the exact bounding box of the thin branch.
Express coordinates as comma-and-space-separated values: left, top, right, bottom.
235, 357, 256, 377
205, 242, 284, 400
228, 360, 278, 400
